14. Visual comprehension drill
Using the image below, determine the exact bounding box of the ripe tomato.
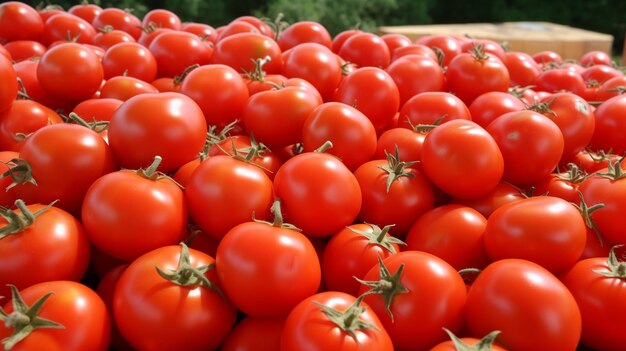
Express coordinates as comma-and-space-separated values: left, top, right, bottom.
0, 201, 91, 300
91, 7, 142, 40
468, 91, 526, 128
332, 66, 400, 133
67, 2, 102, 24
273, 150, 362, 237
534, 67, 585, 96
337, 31, 390, 68
397, 91, 471, 129
12, 59, 61, 110
421, 119, 504, 199
579, 50, 613, 66
589, 94, 626, 154
430, 330, 507, 351
331, 28, 361, 53
94, 263, 133, 351
0, 151, 18, 206
416, 34, 462, 67
221, 316, 285, 351
374, 126, 426, 163
486, 110, 564, 187
99, 76, 159, 101
381, 33, 412, 54
216, 20, 260, 41
71, 97, 123, 123
301, 102, 377, 171
41, 13, 96, 46
465, 258, 581, 351
0, 99, 63, 152
141, 8, 181, 30
149, 30, 214, 78
504, 50, 542, 87
386, 54, 446, 106
277, 20, 332, 51
212, 32, 283, 74
533, 50, 563, 66
81, 157, 188, 261
390, 43, 438, 63
101, 42, 158, 82
208, 134, 284, 180
107, 92, 208, 173
0, 2, 44, 43
114, 244, 236, 350
0, 281, 110, 351
185, 155, 274, 241
181, 22, 218, 44
37, 42, 103, 103
0, 54, 17, 113
281, 291, 393, 351
358, 250, 467, 351
3, 40, 47, 62
215, 203, 321, 318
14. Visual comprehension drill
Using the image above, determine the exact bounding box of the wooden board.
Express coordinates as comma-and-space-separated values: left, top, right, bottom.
378, 22, 614, 60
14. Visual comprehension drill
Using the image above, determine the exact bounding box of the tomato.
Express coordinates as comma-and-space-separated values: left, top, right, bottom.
41, 13, 96, 46
3, 40, 46, 62
390, 43, 438, 63
71, 97, 123, 123
221, 316, 285, 351
358, 250, 467, 351
595, 75, 626, 102
380, 33, 412, 54
534, 67, 585, 96
179, 64, 249, 129
374, 126, 426, 163
405, 204, 490, 270
466, 258, 581, 351
37, 42, 103, 103
579, 50, 613, 67
532, 50, 563, 66
114, 244, 236, 351
354, 152, 435, 236
581, 64, 623, 85
94, 264, 133, 351
99, 75, 159, 101
273, 150, 362, 237
278, 20, 332, 51
484, 196, 586, 273
301, 102, 377, 171
446, 44, 510, 106
137, 26, 172, 48
215, 201, 321, 317
141, 8, 181, 30
181, 22, 218, 44
231, 15, 276, 38
281, 42, 343, 102
107, 92, 207, 173
81, 157, 187, 261
209, 134, 284, 180
589, 94, 626, 154
397, 91, 471, 129
461, 38, 506, 62
531, 163, 586, 203
0, 99, 63, 152
280, 291, 393, 351
570, 149, 620, 174
504, 50, 542, 87
0, 281, 110, 351
560, 246, 626, 351
337, 31, 390, 69
449, 180, 525, 218
485, 110, 564, 187
468, 91, 526, 128
0, 201, 91, 300
216, 20, 260, 42
0, 2, 44, 43
149, 30, 214, 78
430, 330, 507, 351
101, 42, 158, 82
0, 54, 17, 113
416, 34, 462, 67
331, 28, 361, 53
421, 119, 504, 199
243, 85, 321, 150
91, 7, 142, 40
185, 155, 274, 241
68, 2, 102, 24
386, 54, 446, 107
12, 59, 61, 110
212, 32, 283, 74
0, 151, 18, 206
332, 66, 400, 133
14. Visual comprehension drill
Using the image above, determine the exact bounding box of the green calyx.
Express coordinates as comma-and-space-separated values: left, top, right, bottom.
574, 191, 605, 246
66, 112, 109, 134
253, 198, 301, 231
443, 328, 502, 351
313, 295, 378, 343
346, 223, 405, 254
377, 147, 418, 193
594, 244, 626, 278
355, 256, 408, 322
1, 159, 37, 192
0, 285, 64, 350
0, 200, 57, 239
594, 155, 626, 181
155, 243, 225, 298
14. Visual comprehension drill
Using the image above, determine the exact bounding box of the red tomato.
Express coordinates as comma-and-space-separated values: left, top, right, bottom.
101, 42, 158, 82
465, 258, 581, 351
99, 75, 159, 101
37, 42, 103, 103
71, 97, 123, 123
534, 67, 585, 96
421, 119, 504, 199
179, 64, 249, 129
273, 150, 362, 237
504, 50, 542, 87
386, 54, 446, 106
280, 291, 393, 351
301, 102, 377, 171
331, 28, 361, 53
107, 92, 208, 173
41, 13, 97, 46
0, 151, 18, 206
0, 2, 44, 43
533, 50, 563, 66
570, 149, 620, 174
374, 126, 426, 162
91, 7, 142, 40
0, 281, 110, 351
81, 157, 188, 261
3, 40, 47, 62
221, 316, 285, 351
430, 330, 507, 351
114, 244, 236, 350
278, 20, 332, 51
581, 64, 623, 85
185, 155, 274, 241
390, 43, 438, 63
212, 32, 283, 74
381, 33, 412, 54
0, 201, 91, 300
560, 247, 626, 350
416, 34, 462, 67
358, 250, 467, 351
531, 163, 586, 203
208, 134, 284, 180
461, 38, 506, 62
595, 75, 626, 102
181, 22, 218, 44
579, 50, 613, 66
589, 94, 626, 154
216, 20, 260, 42
486, 110, 564, 187
469, 91, 526, 128
449, 180, 525, 218
141, 8, 181, 30
397, 91, 471, 129
149, 30, 214, 78
0, 99, 63, 152
337, 31, 390, 68
12, 59, 61, 110
215, 204, 321, 317
95, 264, 133, 351
68, 2, 102, 24
446, 44, 510, 105
0, 54, 17, 113
332, 66, 400, 133
231, 15, 275, 38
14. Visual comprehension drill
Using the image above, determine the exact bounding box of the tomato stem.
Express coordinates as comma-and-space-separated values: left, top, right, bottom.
443, 327, 502, 351
312, 295, 378, 344
346, 223, 405, 254
377, 146, 418, 193
354, 256, 408, 322
0, 200, 58, 239
593, 245, 626, 278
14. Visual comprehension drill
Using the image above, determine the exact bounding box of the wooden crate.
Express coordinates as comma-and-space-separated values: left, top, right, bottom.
378, 22, 614, 61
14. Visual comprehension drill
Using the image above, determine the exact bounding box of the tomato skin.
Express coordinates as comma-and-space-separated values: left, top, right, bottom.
101, 42, 158, 82
212, 32, 283, 74
81, 169, 188, 261
42, 13, 97, 46
149, 30, 214, 78
589, 94, 626, 155
0, 151, 18, 205
107, 92, 208, 173
37, 42, 104, 103
185, 155, 274, 241
95, 264, 133, 351
397, 91, 471, 129
504, 51, 542, 87
91, 8, 142, 40
0, 54, 17, 113
280, 291, 394, 351
534, 68, 585, 96
273, 151, 362, 237
68, 2, 102, 24
0, 99, 63, 152
338, 31, 390, 69
386, 55, 446, 107
560, 256, 626, 351
358, 251, 467, 351
221, 316, 285, 351
216, 220, 321, 318
0, 2, 44, 43
71, 97, 123, 123
141, 8, 181, 31
278, 20, 332, 51
0, 203, 91, 300
416, 34, 462, 67
374, 127, 425, 162
114, 245, 237, 351
421, 119, 504, 199
3, 40, 47, 62
0, 280, 110, 351
468, 91, 526, 128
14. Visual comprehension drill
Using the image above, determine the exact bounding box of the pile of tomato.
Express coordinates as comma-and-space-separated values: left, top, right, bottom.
1, 1, 626, 350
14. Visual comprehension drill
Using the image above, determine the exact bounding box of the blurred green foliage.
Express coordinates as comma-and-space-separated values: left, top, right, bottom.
24, 0, 626, 55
